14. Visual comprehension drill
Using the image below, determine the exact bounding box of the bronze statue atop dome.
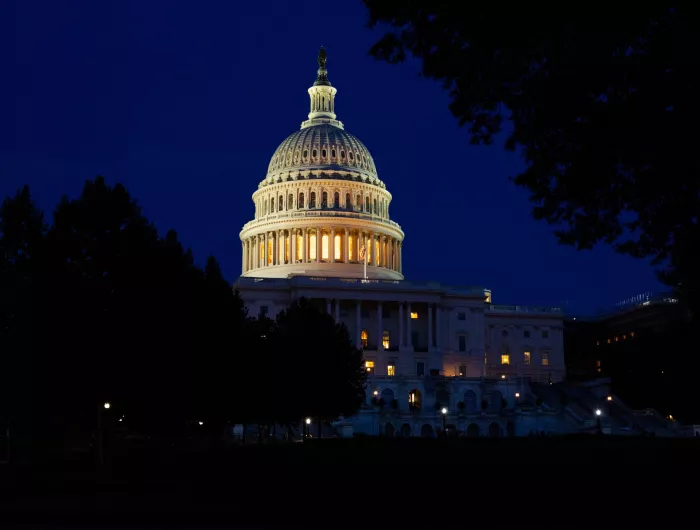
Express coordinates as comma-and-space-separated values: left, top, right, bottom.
318, 46, 327, 69
314, 46, 331, 86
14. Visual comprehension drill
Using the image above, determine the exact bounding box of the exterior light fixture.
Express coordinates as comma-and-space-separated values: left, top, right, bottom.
103, 402, 111, 409
501, 374, 506, 379
441, 408, 447, 415
198, 421, 204, 426
595, 409, 602, 416
515, 392, 520, 398
373, 390, 378, 396
305, 418, 311, 425
607, 396, 612, 402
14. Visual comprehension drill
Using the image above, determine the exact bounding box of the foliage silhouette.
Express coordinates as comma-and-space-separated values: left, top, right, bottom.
364, 3, 699, 317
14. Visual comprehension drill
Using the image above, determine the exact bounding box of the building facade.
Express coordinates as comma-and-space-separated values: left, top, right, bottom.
234, 49, 566, 436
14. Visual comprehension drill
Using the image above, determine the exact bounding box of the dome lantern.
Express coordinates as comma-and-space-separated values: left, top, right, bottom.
302, 47, 343, 130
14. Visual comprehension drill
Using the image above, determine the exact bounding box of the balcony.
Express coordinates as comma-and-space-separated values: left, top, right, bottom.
241, 208, 404, 234
486, 304, 564, 315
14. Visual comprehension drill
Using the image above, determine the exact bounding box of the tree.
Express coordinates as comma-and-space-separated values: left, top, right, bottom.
267, 298, 366, 428
364, 3, 699, 316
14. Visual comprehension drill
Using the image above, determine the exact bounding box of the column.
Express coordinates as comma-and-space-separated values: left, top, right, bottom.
344, 227, 349, 263
334, 299, 340, 322
263, 233, 268, 267
356, 301, 362, 349
436, 305, 441, 350
330, 227, 336, 263
379, 235, 385, 268
377, 302, 383, 351
272, 231, 278, 266
399, 242, 403, 273
428, 303, 433, 351
326, 299, 331, 314
241, 242, 245, 273
398, 302, 404, 348
406, 303, 412, 348
303, 228, 308, 263
316, 227, 322, 262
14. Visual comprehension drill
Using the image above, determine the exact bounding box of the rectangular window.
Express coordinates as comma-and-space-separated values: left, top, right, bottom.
334, 235, 341, 260
541, 352, 549, 366
321, 234, 329, 260
309, 234, 317, 260
458, 365, 467, 377
410, 312, 418, 319
523, 351, 531, 365
457, 312, 466, 321
296, 235, 303, 261
382, 333, 390, 349
596, 360, 601, 373
416, 361, 425, 378
458, 335, 466, 352
365, 360, 375, 375
524, 330, 531, 338
387, 363, 395, 377
348, 235, 355, 261
501, 354, 510, 365
542, 330, 549, 339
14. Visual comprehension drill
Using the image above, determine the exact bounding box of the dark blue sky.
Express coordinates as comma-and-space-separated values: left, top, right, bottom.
2, 0, 663, 315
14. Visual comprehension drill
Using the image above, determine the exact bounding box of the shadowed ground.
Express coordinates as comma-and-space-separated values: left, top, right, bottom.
0, 436, 696, 528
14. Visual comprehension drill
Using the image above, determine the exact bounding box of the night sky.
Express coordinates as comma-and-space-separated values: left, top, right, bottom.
2, 0, 664, 315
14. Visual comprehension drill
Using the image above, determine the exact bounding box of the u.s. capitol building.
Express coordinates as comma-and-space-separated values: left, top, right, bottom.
234, 48, 566, 437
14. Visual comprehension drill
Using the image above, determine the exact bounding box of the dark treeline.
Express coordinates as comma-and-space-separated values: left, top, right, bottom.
0, 177, 365, 445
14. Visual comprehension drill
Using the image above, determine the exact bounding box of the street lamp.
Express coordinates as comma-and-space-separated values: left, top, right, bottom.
515, 392, 520, 407
97, 402, 111, 467
103, 402, 110, 409
595, 409, 602, 416
441, 407, 447, 433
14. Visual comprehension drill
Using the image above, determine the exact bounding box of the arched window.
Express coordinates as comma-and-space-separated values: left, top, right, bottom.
264, 202, 268, 215
340, 150, 345, 159
382, 331, 390, 349
356, 194, 361, 210
322, 192, 328, 208
310, 192, 316, 208
333, 192, 340, 208
279, 195, 284, 210
373, 198, 377, 214
299, 192, 305, 208
345, 193, 351, 209
303, 149, 308, 159
331, 149, 336, 158
270, 198, 275, 213
288, 194, 293, 209
361, 330, 368, 348
312, 149, 318, 158
322, 149, 327, 158
365, 197, 370, 212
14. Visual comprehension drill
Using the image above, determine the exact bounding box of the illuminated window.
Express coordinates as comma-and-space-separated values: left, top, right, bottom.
501, 354, 510, 365
309, 234, 317, 260
334, 235, 341, 260
259, 241, 264, 265
267, 240, 273, 265
615, 336, 619, 342
365, 360, 374, 375
596, 360, 601, 373
596, 340, 600, 346
630, 331, 635, 337
410, 312, 418, 319
374, 239, 380, 265
623, 334, 627, 340
321, 234, 329, 260
387, 362, 395, 377
296, 234, 303, 261
484, 292, 492, 304
541, 352, 549, 366
607, 338, 611, 344
284, 236, 290, 263
524, 351, 531, 365
361, 330, 368, 348
348, 235, 355, 260
382, 331, 390, 349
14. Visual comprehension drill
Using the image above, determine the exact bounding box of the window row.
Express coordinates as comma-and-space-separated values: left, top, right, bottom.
256, 191, 389, 218
498, 351, 550, 366
502, 329, 550, 339
270, 147, 372, 171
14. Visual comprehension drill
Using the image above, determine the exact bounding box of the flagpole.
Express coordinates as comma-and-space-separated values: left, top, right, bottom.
363, 236, 367, 280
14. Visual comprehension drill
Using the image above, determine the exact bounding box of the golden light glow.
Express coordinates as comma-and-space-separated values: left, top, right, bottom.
501, 354, 510, 365
334, 234, 341, 260
524, 351, 531, 365
374, 240, 379, 265
484, 291, 492, 304
361, 330, 368, 348
387, 363, 395, 377
630, 331, 635, 337
309, 234, 317, 260
365, 360, 375, 375
348, 235, 355, 260
285, 236, 290, 263
382, 330, 390, 349
321, 234, 329, 260
541, 352, 549, 366
267, 240, 272, 265
259, 241, 264, 265
410, 312, 418, 319
296, 234, 303, 260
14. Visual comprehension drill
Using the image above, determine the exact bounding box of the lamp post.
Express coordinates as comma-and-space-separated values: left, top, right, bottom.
97, 402, 110, 467
515, 392, 520, 408
441, 407, 447, 434
595, 408, 602, 434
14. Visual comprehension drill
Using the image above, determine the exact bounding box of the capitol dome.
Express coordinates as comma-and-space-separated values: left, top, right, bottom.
239, 47, 404, 280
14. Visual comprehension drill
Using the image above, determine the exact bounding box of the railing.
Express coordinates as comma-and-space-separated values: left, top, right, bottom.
487, 304, 564, 315
241, 209, 404, 233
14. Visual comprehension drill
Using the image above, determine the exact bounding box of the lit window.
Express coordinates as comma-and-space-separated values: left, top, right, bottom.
524, 351, 531, 365
630, 331, 635, 337
334, 234, 341, 260
365, 360, 375, 375
623, 334, 627, 340
348, 235, 355, 260
309, 234, 317, 260
615, 336, 619, 342
296, 234, 303, 260
361, 330, 368, 348
410, 312, 418, 319
541, 352, 549, 366
596, 340, 600, 346
501, 354, 510, 365
607, 338, 611, 344
387, 362, 395, 377
382, 331, 390, 349
596, 360, 601, 373
321, 233, 329, 260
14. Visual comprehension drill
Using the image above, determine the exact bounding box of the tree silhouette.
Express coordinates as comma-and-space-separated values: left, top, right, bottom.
364, 3, 699, 317
267, 298, 366, 427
